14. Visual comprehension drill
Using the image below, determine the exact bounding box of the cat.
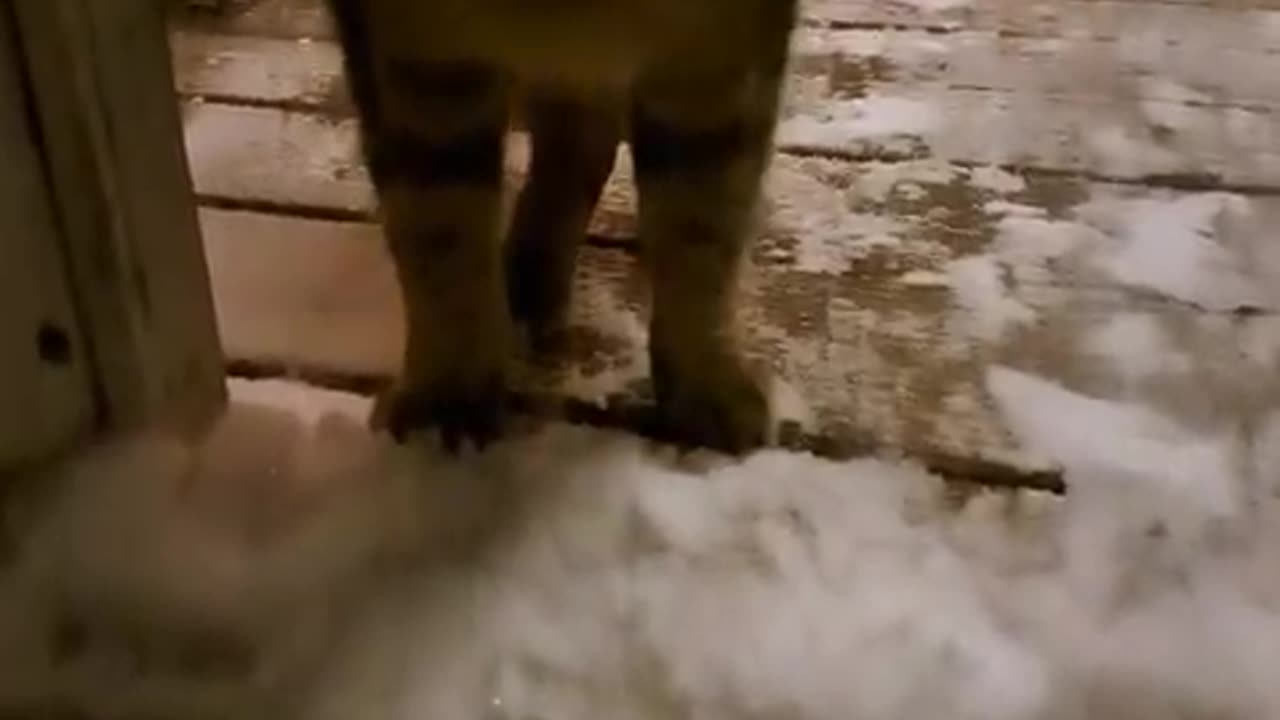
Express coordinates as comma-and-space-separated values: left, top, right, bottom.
324, 0, 798, 454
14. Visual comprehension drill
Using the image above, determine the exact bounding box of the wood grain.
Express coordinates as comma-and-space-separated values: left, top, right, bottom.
175, 0, 1280, 492
0, 5, 94, 470
15, 0, 227, 439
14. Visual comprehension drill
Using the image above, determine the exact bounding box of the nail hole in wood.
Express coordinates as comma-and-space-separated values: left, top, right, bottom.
36, 322, 72, 366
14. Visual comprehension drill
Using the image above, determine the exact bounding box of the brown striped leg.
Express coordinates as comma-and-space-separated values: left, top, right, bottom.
629, 68, 780, 454
506, 92, 621, 354
360, 57, 511, 451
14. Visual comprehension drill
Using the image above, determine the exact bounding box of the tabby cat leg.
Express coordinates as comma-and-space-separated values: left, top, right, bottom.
630, 70, 777, 454
367, 59, 510, 451
506, 93, 620, 354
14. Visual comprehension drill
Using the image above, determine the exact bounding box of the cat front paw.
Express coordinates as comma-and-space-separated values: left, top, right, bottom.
651, 357, 770, 456
371, 372, 506, 453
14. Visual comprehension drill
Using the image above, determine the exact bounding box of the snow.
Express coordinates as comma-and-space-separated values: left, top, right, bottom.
777, 95, 943, 151
10, 2, 1280, 716
1078, 192, 1272, 312
968, 165, 1028, 196
10, 141, 1278, 716
946, 254, 1037, 341
1082, 313, 1194, 389
941, 210, 1096, 343
0, 367, 1274, 719
767, 157, 911, 273
854, 159, 960, 203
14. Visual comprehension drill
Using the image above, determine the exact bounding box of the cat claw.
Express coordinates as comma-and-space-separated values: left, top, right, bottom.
372, 376, 505, 453
652, 362, 770, 456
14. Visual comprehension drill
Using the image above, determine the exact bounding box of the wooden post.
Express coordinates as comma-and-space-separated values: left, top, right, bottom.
0, 3, 95, 469
8, 0, 226, 449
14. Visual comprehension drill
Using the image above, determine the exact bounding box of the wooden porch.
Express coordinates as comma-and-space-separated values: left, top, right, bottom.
170, 0, 1280, 493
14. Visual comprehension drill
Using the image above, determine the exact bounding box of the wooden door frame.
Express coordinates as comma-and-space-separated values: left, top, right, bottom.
7, 0, 226, 446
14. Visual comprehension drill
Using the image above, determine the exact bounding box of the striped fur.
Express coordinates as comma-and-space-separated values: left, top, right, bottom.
326, 0, 798, 454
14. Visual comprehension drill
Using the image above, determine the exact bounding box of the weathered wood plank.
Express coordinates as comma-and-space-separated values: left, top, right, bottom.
177, 0, 1280, 491
171, 29, 348, 112
201, 172, 1280, 487
200, 204, 1055, 478
793, 27, 1280, 110
170, 0, 1280, 189
203, 209, 403, 376
777, 85, 1280, 189
182, 102, 372, 215
14, 0, 227, 439
172, 0, 334, 40
181, 92, 1279, 229
182, 101, 639, 235
803, 0, 1280, 46
170, 0, 1280, 45
171, 25, 1280, 116
0, 6, 95, 470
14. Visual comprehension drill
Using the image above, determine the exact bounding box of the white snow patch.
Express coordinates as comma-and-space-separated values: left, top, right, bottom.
1082, 313, 1193, 388
945, 255, 1037, 341
795, 28, 953, 68
983, 367, 1280, 720
767, 376, 818, 434
984, 200, 1048, 219
854, 160, 959, 203
987, 367, 1241, 521
894, 182, 928, 201
1238, 316, 1280, 373
1080, 193, 1269, 311
941, 214, 1095, 342
968, 166, 1027, 195
795, 212, 905, 273
769, 159, 909, 273
898, 269, 950, 288
1135, 79, 1212, 134
778, 95, 942, 150
1086, 125, 1186, 179
992, 216, 1094, 266
1, 375, 1277, 719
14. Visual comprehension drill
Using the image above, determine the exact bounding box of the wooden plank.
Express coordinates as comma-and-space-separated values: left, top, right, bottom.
793, 27, 1280, 110
182, 101, 639, 236
200, 173, 1280, 488
777, 85, 1280, 190
182, 102, 374, 215
803, 0, 1280, 46
169, 0, 1280, 44
170, 28, 349, 112
13, 0, 227, 438
169, 2, 1280, 189
181, 94, 1279, 228
0, 4, 94, 470
171, 27, 1280, 113
200, 204, 1059, 480
203, 208, 404, 376
172, 0, 334, 40
201, 158, 1280, 487
174, 0, 1280, 490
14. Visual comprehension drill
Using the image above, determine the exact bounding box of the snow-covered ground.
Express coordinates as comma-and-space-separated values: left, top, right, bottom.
14, 72, 1280, 720
5, 1, 1278, 714
0, 350, 1276, 719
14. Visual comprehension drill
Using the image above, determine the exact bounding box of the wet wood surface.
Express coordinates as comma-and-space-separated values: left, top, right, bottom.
171, 0, 1280, 491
